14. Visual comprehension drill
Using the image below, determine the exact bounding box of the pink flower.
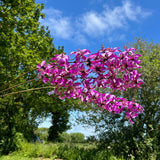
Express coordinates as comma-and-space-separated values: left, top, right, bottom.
37, 60, 46, 75
57, 53, 69, 63
42, 77, 49, 84
71, 49, 90, 56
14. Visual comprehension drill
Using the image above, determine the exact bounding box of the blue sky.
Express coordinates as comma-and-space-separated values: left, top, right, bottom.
37, 0, 160, 137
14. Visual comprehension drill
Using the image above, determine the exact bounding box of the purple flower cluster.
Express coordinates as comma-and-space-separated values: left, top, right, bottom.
37, 47, 144, 123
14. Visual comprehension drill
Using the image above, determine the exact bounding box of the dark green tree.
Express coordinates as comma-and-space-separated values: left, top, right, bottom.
47, 99, 71, 142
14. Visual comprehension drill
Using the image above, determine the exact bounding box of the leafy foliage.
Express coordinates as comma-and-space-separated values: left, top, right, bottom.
35, 127, 49, 141
78, 38, 160, 159
0, 0, 78, 154
58, 132, 85, 143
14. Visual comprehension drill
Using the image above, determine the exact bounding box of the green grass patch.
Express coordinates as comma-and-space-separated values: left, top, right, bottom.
0, 142, 125, 160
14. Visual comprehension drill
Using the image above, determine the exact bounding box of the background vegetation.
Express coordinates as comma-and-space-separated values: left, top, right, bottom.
78, 38, 160, 160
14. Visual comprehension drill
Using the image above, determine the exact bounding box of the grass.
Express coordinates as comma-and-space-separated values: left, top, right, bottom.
0, 142, 125, 160
0, 155, 54, 160
0, 155, 39, 160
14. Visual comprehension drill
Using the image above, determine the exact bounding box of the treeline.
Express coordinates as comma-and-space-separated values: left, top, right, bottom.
36, 128, 85, 143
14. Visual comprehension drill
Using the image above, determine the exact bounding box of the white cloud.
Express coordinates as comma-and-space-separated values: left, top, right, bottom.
79, 0, 151, 36
80, 12, 107, 35
41, 0, 151, 44
42, 8, 73, 39
122, 1, 151, 21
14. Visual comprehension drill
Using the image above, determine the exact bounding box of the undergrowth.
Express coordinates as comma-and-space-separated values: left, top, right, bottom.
0, 142, 125, 160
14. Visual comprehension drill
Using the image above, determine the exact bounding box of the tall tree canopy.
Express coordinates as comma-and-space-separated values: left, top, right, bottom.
0, 0, 76, 154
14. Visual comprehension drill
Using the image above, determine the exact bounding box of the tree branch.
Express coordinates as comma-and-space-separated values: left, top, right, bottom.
0, 79, 35, 93
0, 68, 37, 90
0, 86, 55, 97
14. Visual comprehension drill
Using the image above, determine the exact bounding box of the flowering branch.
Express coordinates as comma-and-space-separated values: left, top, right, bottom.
37, 46, 144, 123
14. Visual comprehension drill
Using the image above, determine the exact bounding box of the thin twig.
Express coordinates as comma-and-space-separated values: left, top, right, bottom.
0, 86, 55, 97
0, 68, 37, 90
0, 79, 35, 93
